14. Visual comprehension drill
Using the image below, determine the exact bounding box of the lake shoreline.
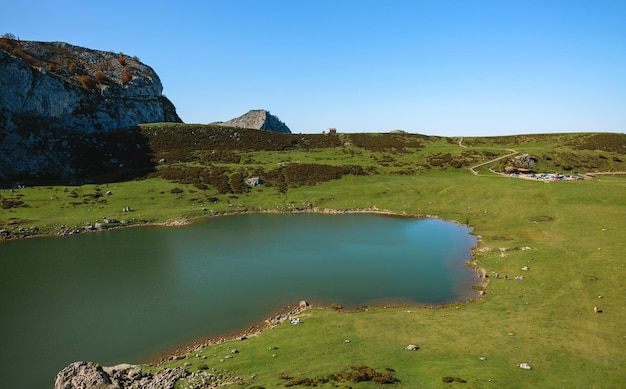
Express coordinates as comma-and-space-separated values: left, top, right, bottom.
0, 206, 455, 242
148, 291, 488, 367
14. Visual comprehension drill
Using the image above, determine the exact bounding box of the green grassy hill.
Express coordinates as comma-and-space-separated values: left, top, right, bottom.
2, 127, 625, 387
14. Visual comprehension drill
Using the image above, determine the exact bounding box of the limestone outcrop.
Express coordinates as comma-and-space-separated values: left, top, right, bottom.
215, 109, 291, 133
0, 38, 181, 182
54, 361, 236, 389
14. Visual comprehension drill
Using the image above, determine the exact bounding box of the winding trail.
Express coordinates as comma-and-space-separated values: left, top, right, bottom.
468, 150, 518, 175
458, 138, 625, 178
458, 137, 518, 176
457, 136, 466, 148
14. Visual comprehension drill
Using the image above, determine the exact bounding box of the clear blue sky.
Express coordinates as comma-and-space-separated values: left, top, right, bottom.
2, 0, 625, 136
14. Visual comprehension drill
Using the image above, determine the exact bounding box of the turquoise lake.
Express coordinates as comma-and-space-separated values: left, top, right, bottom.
0, 213, 478, 388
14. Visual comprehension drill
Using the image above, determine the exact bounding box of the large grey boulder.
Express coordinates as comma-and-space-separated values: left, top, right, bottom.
54, 361, 115, 389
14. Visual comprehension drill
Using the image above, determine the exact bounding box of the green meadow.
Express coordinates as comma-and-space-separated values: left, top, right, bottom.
1, 128, 625, 387
151, 172, 626, 388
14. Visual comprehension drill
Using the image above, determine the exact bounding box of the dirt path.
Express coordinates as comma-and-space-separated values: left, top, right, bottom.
459, 138, 625, 179
468, 149, 518, 176
464, 146, 625, 179
583, 172, 626, 176
457, 137, 517, 175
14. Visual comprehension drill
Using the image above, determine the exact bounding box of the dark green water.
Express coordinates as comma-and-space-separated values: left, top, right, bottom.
0, 214, 477, 388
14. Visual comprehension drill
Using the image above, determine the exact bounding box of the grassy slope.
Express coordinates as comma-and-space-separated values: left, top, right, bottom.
1, 128, 625, 387
165, 173, 623, 389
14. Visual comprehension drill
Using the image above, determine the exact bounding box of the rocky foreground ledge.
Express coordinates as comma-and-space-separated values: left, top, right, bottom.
55, 361, 241, 389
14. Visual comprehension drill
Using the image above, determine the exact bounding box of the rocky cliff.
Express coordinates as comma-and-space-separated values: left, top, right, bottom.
215, 109, 291, 133
0, 38, 181, 183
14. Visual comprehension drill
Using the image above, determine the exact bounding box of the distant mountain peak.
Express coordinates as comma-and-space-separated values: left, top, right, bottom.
216, 109, 291, 133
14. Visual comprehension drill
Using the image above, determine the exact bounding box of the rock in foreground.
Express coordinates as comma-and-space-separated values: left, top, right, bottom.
54, 361, 237, 389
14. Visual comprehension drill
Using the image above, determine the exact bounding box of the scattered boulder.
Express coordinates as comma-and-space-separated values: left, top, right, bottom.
245, 177, 264, 188
514, 154, 538, 169
518, 363, 532, 370
103, 363, 142, 383
54, 361, 113, 389
406, 344, 419, 351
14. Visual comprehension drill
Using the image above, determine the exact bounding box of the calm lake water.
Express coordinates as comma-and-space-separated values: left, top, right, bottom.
0, 213, 478, 388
